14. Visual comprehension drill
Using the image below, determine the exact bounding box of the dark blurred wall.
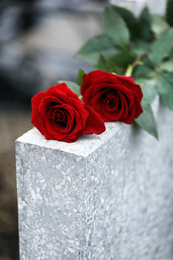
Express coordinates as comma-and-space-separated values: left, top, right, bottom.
0, 0, 107, 110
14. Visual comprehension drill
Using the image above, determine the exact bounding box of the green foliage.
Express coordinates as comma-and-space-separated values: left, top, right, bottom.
166, 0, 173, 27
132, 42, 150, 55
157, 73, 173, 109
135, 99, 158, 138
58, 81, 80, 96
149, 28, 173, 65
140, 80, 157, 103
139, 7, 153, 41
77, 68, 85, 86
102, 6, 130, 49
76, 34, 117, 64
109, 51, 135, 69
111, 5, 141, 39
134, 65, 154, 78
75, 2, 173, 138
158, 60, 173, 73
96, 54, 120, 73
151, 15, 169, 36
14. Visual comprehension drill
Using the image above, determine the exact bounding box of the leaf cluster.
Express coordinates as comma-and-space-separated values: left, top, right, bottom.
76, 0, 173, 138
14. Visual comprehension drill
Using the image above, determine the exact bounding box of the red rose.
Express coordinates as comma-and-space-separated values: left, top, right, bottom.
31, 83, 105, 142
81, 70, 143, 124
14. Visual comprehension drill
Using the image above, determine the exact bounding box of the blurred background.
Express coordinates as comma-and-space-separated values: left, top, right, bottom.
0, 0, 105, 259
0, 0, 166, 259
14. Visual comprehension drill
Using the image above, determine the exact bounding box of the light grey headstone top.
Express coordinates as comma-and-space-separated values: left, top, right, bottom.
16, 122, 122, 158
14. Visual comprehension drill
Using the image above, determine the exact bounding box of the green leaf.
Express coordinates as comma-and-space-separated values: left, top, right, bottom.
151, 15, 169, 36
149, 28, 173, 65
157, 59, 173, 72
135, 99, 158, 138
132, 42, 150, 55
95, 54, 121, 73
134, 65, 154, 78
139, 7, 153, 41
169, 48, 173, 58
141, 81, 157, 103
58, 81, 80, 96
157, 72, 173, 109
76, 34, 118, 64
142, 56, 154, 68
102, 6, 130, 48
134, 77, 158, 103
111, 5, 141, 39
109, 51, 135, 68
166, 0, 173, 27
77, 68, 85, 86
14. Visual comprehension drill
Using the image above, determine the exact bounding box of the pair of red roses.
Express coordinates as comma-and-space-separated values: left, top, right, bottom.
31, 70, 143, 142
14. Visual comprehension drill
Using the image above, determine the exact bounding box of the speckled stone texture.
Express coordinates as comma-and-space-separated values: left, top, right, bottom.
16, 98, 173, 260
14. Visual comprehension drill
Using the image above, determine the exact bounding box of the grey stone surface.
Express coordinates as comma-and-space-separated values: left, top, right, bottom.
16, 97, 173, 260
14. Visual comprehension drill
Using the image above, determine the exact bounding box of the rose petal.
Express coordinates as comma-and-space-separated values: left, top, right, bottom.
69, 97, 88, 130
117, 77, 143, 101
81, 70, 108, 95
53, 83, 79, 99
44, 114, 69, 140
118, 92, 130, 120
48, 105, 74, 133
84, 105, 105, 134
122, 105, 136, 124
31, 92, 46, 135
38, 94, 67, 121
